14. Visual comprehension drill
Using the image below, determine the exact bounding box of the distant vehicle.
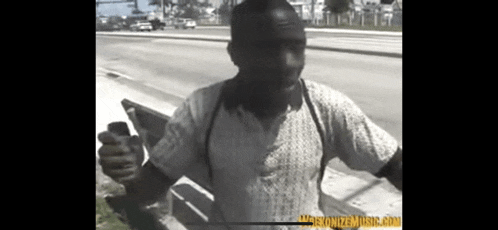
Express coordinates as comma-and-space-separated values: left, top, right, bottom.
362, 1, 378, 12
130, 20, 153, 32
149, 19, 166, 30
96, 17, 122, 31
173, 18, 196, 29
378, 4, 393, 13
351, 3, 363, 13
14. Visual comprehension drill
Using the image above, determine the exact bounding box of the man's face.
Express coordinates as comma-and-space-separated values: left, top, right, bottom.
231, 8, 306, 89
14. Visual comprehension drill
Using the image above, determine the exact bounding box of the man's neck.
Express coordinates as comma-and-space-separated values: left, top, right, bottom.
223, 73, 303, 119
235, 71, 298, 92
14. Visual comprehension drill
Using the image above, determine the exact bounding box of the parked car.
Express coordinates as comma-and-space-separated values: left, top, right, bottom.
129, 20, 153, 32
96, 17, 123, 31
149, 19, 166, 30
173, 18, 196, 29
378, 4, 393, 14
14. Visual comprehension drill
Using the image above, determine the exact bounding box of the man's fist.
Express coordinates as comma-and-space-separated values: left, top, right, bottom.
97, 122, 144, 186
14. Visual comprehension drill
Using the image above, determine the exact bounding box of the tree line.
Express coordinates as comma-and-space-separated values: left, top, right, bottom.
146, 0, 396, 22
147, 0, 212, 19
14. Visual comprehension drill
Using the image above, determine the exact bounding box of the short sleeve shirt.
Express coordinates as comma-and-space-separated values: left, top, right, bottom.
148, 79, 399, 229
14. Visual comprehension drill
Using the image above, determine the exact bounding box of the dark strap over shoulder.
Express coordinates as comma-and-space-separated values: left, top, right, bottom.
301, 78, 327, 182
203, 79, 327, 228
205, 79, 328, 181
204, 80, 231, 183
203, 79, 232, 229
204, 79, 328, 182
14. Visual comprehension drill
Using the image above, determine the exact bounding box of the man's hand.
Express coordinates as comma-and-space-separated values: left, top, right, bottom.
374, 147, 402, 191
98, 122, 173, 230
97, 122, 145, 186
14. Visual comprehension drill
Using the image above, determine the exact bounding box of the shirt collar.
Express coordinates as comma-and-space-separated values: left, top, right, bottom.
221, 75, 304, 115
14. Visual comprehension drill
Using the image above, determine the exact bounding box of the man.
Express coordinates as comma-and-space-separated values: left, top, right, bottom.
97, 0, 402, 229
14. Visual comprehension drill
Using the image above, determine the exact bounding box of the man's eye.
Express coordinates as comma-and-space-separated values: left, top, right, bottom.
291, 43, 305, 50
250, 41, 305, 51
285, 42, 305, 51
253, 42, 278, 49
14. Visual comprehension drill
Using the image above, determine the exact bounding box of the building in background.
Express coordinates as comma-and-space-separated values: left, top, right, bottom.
149, 0, 400, 26
288, 0, 325, 23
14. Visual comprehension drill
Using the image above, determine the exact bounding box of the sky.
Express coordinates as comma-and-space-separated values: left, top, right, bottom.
96, 0, 223, 16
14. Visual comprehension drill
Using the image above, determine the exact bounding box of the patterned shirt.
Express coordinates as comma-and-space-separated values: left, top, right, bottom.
148, 79, 399, 230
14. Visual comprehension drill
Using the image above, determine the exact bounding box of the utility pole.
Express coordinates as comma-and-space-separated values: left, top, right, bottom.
310, 0, 315, 25
161, 0, 164, 21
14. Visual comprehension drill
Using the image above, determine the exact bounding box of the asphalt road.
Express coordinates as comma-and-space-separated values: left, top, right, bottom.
148, 26, 402, 40
101, 27, 402, 57
96, 35, 402, 143
96, 32, 403, 197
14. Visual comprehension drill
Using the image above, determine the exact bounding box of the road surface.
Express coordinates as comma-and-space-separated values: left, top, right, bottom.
96, 35, 402, 142
97, 28, 402, 57
95, 34, 402, 195
149, 26, 402, 40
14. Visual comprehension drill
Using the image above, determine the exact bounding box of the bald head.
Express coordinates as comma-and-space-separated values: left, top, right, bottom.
224, 0, 307, 117
226, 0, 307, 97
230, 0, 306, 46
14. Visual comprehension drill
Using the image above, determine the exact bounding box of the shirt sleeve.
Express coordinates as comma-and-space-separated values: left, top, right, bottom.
330, 92, 399, 175
147, 97, 201, 180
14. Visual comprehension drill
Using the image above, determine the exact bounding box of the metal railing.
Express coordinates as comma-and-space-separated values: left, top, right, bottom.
321, 10, 402, 27
194, 10, 402, 27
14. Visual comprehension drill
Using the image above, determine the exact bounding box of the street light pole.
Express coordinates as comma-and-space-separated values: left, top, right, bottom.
161, 0, 164, 21
311, 0, 315, 25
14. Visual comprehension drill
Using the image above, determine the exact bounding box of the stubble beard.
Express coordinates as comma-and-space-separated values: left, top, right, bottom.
239, 69, 302, 118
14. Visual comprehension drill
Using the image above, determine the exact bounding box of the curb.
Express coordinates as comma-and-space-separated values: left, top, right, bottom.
305, 27, 402, 36
99, 67, 185, 108
306, 45, 402, 58
195, 26, 403, 36
97, 32, 230, 43
96, 31, 402, 58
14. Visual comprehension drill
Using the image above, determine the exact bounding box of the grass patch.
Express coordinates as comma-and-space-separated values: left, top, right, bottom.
96, 197, 132, 230
96, 158, 130, 229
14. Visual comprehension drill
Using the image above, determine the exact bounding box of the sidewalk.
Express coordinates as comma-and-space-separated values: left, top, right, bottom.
96, 67, 402, 229
196, 26, 402, 36
96, 67, 178, 162
96, 67, 189, 229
